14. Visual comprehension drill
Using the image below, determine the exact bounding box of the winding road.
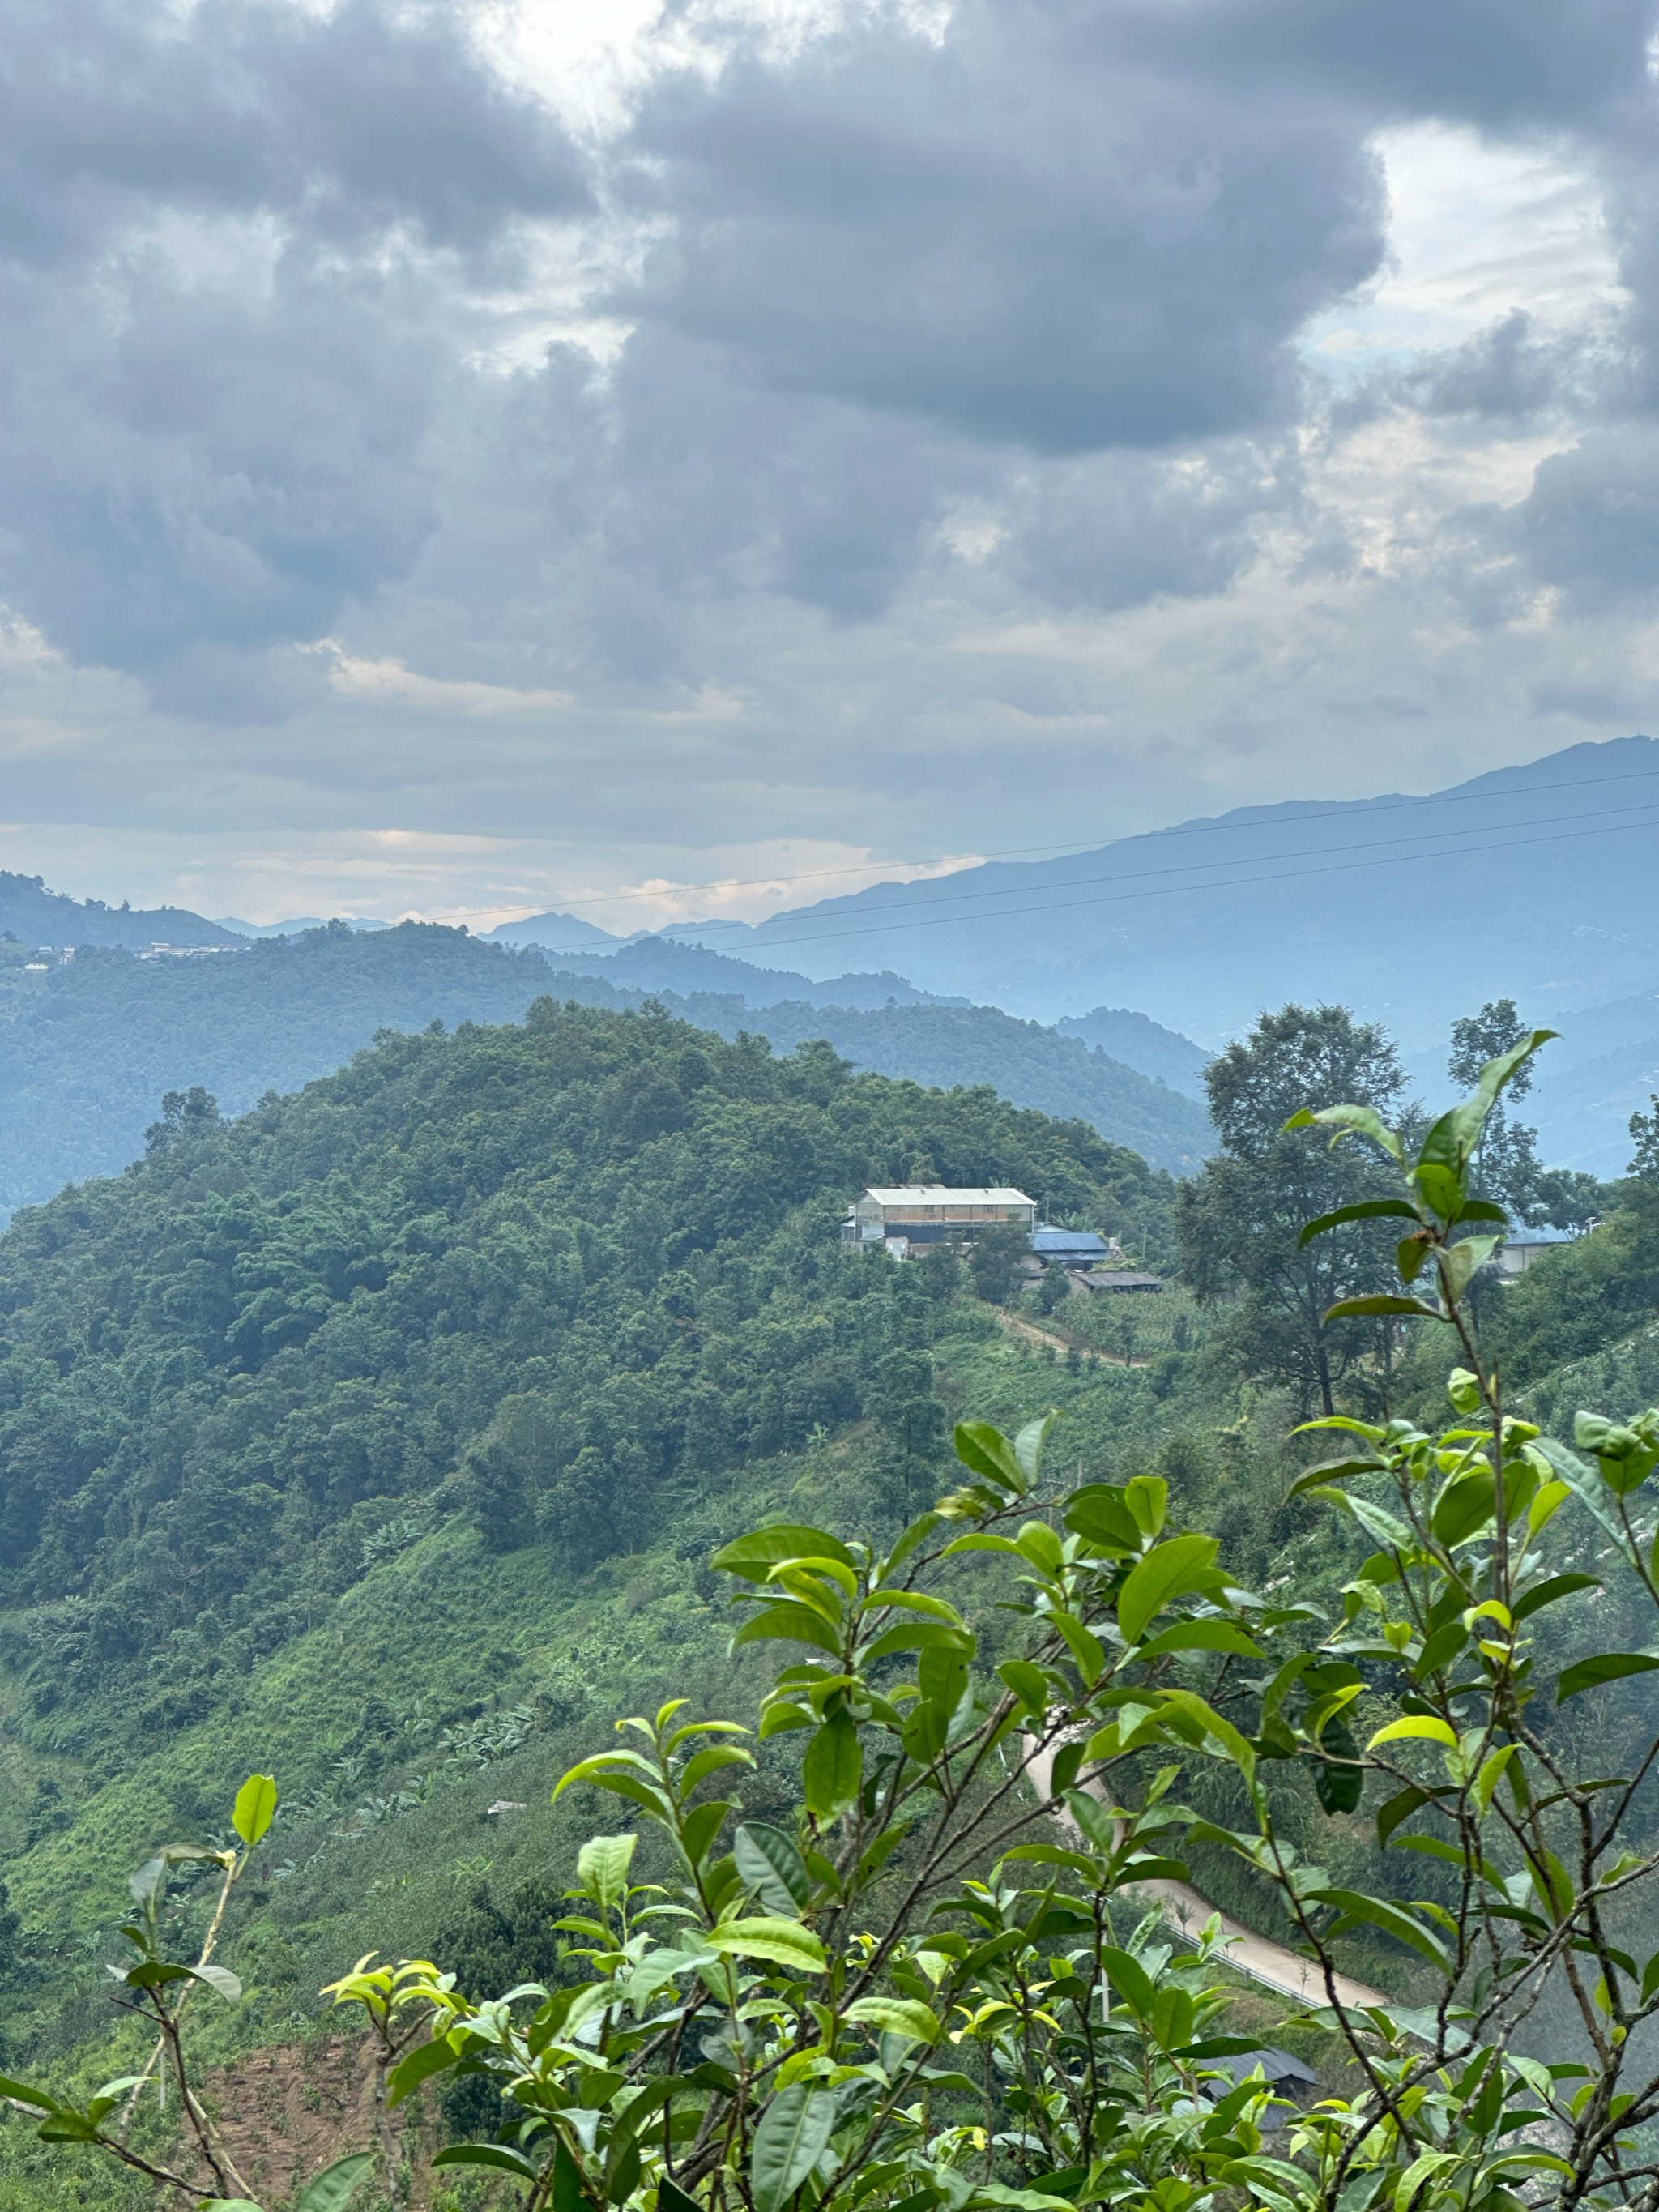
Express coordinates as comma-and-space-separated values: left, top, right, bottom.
1026, 1741, 1389, 2014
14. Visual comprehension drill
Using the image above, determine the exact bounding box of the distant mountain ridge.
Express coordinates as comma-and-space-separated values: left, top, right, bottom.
0, 871, 236, 950
0, 924, 1212, 1219
1056, 1007, 1213, 1099
657, 736, 1659, 1051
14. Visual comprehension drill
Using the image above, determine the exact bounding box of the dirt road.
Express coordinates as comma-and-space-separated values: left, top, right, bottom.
995, 1310, 1147, 1369
1025, 1741, 1389, 2014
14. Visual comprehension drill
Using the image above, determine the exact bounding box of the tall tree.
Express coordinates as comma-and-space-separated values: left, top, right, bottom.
1176, 1002, 1404, 1414
1449, 999, 1601, 1228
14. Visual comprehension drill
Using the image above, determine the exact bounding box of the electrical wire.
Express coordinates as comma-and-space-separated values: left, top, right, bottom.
525, 759, 1659, 925
532, 805, 1659, 961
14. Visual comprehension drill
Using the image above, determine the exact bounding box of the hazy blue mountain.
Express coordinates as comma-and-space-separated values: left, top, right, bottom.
488, 909, 627, 950
666, 996, 1213, 1174
0, 921, 1207, 1217
535, 933, 968, 1010
666, 736, 1659, 1049
1493, 986, 1659, 1178
215, 914, 393, 936
0, 870, 237, 950
1056, 1006, 1213, 1098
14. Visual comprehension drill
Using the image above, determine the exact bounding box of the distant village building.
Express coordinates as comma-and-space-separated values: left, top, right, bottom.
1493, 1227, 1577, 1279
139, 942, 245, 962
843, 1185, 1037, 1254
1029, 1227, 1115, 1266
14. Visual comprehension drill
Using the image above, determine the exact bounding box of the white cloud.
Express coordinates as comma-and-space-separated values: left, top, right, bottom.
1305, 121, 1627, 373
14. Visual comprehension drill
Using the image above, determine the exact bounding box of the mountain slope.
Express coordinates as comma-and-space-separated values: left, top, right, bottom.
668, 994, 1213, 1172
0, 870, 235, 950
676, 735, 1659, 1046
0, 1000, 1183, 2103
492, 929, 969, 1010
0, 925, 1209, 1216
1056, 1006, 1213, 1097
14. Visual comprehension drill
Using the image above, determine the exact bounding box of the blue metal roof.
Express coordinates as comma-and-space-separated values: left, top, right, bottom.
1030, 1228, 1109, 1257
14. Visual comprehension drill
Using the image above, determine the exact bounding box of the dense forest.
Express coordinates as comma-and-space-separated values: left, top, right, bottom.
0, 925, 1209, 1217
0, 993, 1656, 2210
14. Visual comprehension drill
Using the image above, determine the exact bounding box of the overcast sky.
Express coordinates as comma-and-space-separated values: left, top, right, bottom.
0, 0, 1655, 929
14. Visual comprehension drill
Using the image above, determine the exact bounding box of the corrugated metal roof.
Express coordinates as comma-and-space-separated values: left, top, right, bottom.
1030, 1228, 1109, 1254
863, 1186, 1035, 1206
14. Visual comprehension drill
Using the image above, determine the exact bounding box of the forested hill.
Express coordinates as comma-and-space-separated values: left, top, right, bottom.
0, 870, 233, 950
0, 924, 1209, 1215
0, 993, 1163, 1757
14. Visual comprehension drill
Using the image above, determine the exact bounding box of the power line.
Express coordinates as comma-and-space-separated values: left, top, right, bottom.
727, 795, 1659, 931
537, 805, 1659, 961
529, 791, 1659, 956
524, 758, 1659, 926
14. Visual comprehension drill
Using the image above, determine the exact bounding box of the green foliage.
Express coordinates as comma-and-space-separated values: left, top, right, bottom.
0, 924, 1208, 1223
1177, 1004, 1408, 1413
23, 1007, 1659, 2212
0, 998, 1165, 1751
1448, 999, 1600, 1228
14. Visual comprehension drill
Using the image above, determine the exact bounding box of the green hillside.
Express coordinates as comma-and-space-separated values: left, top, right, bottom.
5, 1004, 1659, 2210
0, 994, 1258, 2206
0, 925, 1209, 1219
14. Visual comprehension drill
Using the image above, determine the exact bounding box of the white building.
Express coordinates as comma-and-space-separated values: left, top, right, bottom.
843, 1185, 1037, 1253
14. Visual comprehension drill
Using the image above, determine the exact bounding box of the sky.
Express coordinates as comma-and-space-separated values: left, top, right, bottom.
0, 0, 1656, 932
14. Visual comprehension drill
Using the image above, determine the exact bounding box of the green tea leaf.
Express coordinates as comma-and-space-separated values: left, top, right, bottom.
1098, 1947, 1155, 2018
751, 2082, 838, 2212
953, 1421, 1029, 1497
577, 1833, 638, 1911
802, 1713, 862, 1818
433, 2145, 540, 2180
232, 1774, 278, 1849
1513, 1573, 1601, 1623
1323, 1295, 1443, 1322
713, 1526, 856, 1579
1297, 1198, 1421, 1247
1136, 1621, 1262, 1659
387, 2035, 461, 2107
293, 2152, 377, 2212
734, 1822, 811, 1914
845, 1996, 941, 2043
1367, 1715, 1456, 1749
1557, 1652, 1659, 1703
1062, 1484, 1141, 1552
705, 1917, 826, 1976
1117, 1535, 1220, 1645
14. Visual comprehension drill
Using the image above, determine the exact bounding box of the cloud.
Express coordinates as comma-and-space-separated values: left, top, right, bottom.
0, 0, 1657, 920
0, 0, 589, 690
621, 0, 1387, 454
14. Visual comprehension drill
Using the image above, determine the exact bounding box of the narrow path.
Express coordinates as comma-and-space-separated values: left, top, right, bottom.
995, 1309, 1148, 1369
1026, 1741, 1388, 2014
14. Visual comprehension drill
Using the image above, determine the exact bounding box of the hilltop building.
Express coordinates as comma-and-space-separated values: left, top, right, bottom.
843, 1185, 1037, 1254
842, 1185, 1163, 1287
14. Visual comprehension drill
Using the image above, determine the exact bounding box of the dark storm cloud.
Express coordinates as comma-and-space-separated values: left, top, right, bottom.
1498, 426, 1659, 609
1128, 0, 1653, 134
0, 0, 586, 694
1003, 444, 1299, 609
621, 0, 1388, 455
0, 0, 589, 266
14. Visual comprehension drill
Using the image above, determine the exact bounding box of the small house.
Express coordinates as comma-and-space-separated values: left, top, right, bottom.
1493, 1227, 1578, 1279
1030, 1226, 1113, 1266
